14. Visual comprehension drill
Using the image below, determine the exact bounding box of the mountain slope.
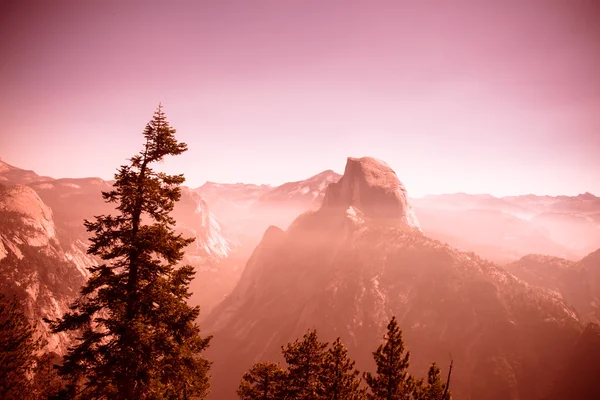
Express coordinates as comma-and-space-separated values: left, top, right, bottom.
505, 251, 600, 323
0, 184, 92, 353
204, 157, 582, 400
549, 322, 600, 400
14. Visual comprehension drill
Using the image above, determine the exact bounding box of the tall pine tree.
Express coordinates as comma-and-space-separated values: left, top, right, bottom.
322, 337, 367, 400
282, 329, 328, 400
47, 105, 211, 399
364, 316, 416, 400
237, 361, 287, 400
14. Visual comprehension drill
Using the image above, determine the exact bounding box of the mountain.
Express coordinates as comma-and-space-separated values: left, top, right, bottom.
0, 164, 237, 347
195, 181, 272, 230
413, 207, 575, 263
204, 157, 582, 400
505, 250, 600, 323
505, 192, 600, 215
197, 182, 272, 207
0, 159, 54, 185
413, 193, 536, 219
27, 177, 232, 266
257, 169, 341, 208
411, 192, 600, 262
196, 170, 342, 254
0, 184, 92, 353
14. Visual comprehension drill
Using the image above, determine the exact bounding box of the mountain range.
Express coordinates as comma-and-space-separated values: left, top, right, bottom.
1, 157, 599, 399
203, 157, 597, 400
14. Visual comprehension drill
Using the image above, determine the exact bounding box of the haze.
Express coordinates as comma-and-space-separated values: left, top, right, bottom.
1, 0, 599, 196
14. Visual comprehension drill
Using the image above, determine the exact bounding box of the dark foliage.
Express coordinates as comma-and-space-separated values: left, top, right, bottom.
0, 294, 40, 399
46, 105, 211, 399
237, 362, 287, 400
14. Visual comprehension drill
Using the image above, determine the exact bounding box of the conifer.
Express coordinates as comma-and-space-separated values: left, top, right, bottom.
364, 317, 416, 400
282, 329, 328, 399
322, 337, 367, 400
47, 105, 211, 399
237, 361, 287, 400
413, 363, 451, 400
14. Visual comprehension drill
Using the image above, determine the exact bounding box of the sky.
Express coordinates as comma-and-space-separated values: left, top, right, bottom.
1, 0, 599, 197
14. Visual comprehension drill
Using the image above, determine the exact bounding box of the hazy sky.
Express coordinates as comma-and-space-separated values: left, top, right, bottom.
1, 0, 599, 197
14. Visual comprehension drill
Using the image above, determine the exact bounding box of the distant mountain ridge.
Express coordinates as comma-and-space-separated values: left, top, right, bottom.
0, 159, 54, 185
195, 169, 342, 254
411, 192, 600, 262
196, 172, 600, 265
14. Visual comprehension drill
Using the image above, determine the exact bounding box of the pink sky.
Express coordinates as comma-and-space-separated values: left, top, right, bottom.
1, 0, 599, 197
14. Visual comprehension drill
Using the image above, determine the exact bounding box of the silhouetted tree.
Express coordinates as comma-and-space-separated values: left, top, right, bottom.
282, 329, 328, 399
364, 316, 416, 400
238, 361, 287, 400
322, 337, 367, 400
0, 294, 39, 399
413, 363, 451, 400
47, 105, 211, 399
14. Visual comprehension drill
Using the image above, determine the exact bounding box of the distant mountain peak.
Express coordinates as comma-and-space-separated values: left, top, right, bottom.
0, 160, 54, 185
577, 192, 597, 200
321, 157, 420, 228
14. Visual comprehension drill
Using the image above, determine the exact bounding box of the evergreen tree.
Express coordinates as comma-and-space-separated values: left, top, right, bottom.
364, 316, 416, 400
237, 362, 287, 400
413, 363, 450, 400
46, 105, 211, 399
282, 329, 328, 399
322, 337, 367, 400
0, 294, 40, 399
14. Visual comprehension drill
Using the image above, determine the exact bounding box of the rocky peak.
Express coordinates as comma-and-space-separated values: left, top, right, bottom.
0, 184, 56, 247
321, 157, 420, 228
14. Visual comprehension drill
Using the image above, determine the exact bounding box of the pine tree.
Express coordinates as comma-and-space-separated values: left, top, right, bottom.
237, 362, 287, 400
322, 337, 367, 400
282, 329, 328, 399
413, 363, 451, 400
0, 294, 40, 399
46, 105, 211, 399
364, 316, 416, 400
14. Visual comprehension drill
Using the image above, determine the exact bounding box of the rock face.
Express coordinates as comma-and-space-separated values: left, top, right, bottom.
0, 185, 57, 247
0, 184, 90, 354
204, 157, 581, 400
174, 188, 231, 263
322, 157, 419, 228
